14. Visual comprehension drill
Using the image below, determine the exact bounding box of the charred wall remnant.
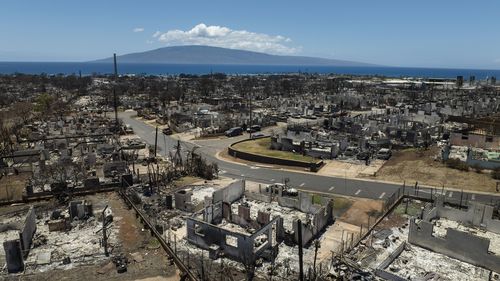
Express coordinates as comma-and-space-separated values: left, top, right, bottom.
250, 185, 334, 246
212, 179, 245, 204
1, 207, 37, 273
174, 189, 194, 212
186, 216, 283, 265
424, 195, 500, 234
293, 200, 334, 247
408, 218, 500, 273
69, 200, 93, 220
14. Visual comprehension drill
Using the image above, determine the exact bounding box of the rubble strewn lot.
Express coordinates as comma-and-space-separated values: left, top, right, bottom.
0, 193, 178, 280
1, 72, 499, 280
347, 198, 500, 281
391, 244, 491, 280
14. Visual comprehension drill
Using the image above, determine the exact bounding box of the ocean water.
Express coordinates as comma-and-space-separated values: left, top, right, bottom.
0, 62, 499, 79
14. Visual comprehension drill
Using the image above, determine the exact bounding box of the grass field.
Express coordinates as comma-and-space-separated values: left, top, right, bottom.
232, 137, 316, 163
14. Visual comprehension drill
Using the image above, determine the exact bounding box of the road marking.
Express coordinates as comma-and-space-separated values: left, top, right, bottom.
270, 179, 275, 182
250, 166, 260, 169
241, 174, 245, 177
379, 192, 386, 199
448, 191, 453, 198
299, 183, 305, 187
219, 170, 226, 174
355, 189, 361, 195
328, 186, 335, 191
471, 194, 476, 200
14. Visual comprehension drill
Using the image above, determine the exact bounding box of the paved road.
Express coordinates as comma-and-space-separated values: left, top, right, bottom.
120, 111, 500, 206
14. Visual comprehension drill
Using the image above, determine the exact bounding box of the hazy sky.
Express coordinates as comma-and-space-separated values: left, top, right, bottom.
1, 0, 499, 69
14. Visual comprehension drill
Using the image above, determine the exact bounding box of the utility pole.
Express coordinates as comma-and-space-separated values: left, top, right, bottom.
101, 205, 111, 257
154, 126, 158, 158
297, 219, 304, 281
313, 240, 320, 279
113, 53, 119, 130
249, 90, 252, 138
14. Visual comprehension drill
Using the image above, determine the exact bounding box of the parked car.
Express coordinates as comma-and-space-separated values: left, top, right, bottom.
124, 124, 134, 134
251, 132, 266, 138
376, 148, 392, 160
225, 127, 243, 137
247, 125, 261, 133
162, 127, 172, 135
344, 146, 359, 156
356, 151, 370, 161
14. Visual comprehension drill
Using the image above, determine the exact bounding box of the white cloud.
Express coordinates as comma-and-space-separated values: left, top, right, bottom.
155, 23, 301, 55
133, 27, 144, 33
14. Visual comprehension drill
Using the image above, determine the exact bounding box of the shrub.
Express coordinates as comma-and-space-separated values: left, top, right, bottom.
471, 164, 483, 173
492, 168, 500, 180
445, 158, 469, 172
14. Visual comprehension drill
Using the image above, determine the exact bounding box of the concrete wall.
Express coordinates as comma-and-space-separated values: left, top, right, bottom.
2, 207, 36, 273
377, 241, 406, 270
244, 190, 271, 203
174, 190, 194, 212
466, 156, 500, 170
212, 180, 245, 204
408, 219, 500, 272
3, 240, 24, 273
203, 202, 223, 224
450, 132, 499, 150
426, 196, 500, 234
293, 201, 333, 246
19, 207, 36, 257
186, 216, 281, 264
375, 241, 409, 281
274, 192, 315, 213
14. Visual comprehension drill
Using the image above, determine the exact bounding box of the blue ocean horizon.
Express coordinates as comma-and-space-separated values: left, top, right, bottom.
1, 61, 499, 79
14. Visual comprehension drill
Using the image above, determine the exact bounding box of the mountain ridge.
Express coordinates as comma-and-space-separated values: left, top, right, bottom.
92, 45, 376, 66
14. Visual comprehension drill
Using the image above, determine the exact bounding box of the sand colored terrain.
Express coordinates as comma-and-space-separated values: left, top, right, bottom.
376, 146, 498, 192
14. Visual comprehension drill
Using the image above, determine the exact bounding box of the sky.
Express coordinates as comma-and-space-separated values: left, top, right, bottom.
1, 0, 499, 69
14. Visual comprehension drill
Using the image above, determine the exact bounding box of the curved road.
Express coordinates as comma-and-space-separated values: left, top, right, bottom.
120, 111, 500, 205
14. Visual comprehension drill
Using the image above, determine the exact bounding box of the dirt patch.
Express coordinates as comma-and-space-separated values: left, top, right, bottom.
338, 198, 384, 227
172, 176, 203, 188
1, 192, 178, 281
318, 160, 384, 178
13, 249, 177, 281
106, 192, 145, 252
0, 172, 30, 201
376, 146, 498, 192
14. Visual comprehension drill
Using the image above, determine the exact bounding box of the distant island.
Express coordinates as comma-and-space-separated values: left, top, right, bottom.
92, 45, 375, 66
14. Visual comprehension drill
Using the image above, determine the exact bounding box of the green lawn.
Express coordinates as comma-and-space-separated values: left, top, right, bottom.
232, 137, 316, 163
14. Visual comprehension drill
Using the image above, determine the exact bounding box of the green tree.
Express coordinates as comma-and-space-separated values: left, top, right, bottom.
34, 93, 55, 116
